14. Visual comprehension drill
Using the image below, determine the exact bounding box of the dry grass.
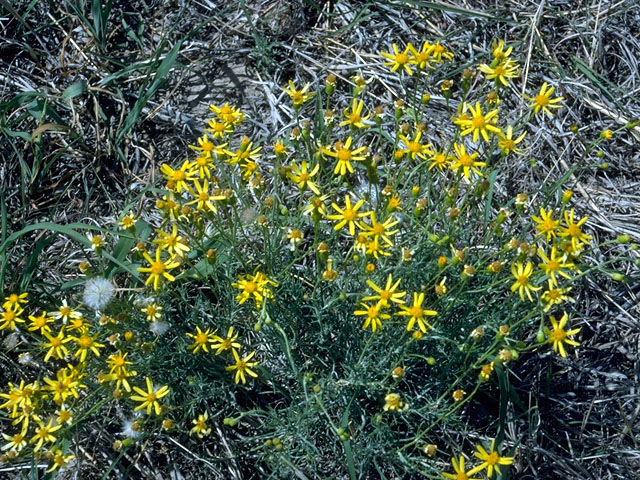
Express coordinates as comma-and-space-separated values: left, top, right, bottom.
1, 0, 639, 478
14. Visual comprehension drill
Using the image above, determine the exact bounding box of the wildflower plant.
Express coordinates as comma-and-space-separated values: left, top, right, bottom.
0, 37, 636, 478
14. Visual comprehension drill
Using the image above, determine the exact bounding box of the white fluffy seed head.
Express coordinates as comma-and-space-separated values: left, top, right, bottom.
149, 320, 170, 336
83, 277, 115, 311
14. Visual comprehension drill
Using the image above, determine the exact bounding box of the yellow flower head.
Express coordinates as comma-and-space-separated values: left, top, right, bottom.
544, 313, 580, 357
527, 82, 564, 116
130, 377, 170, 415
456, 102, 502, 143
283, 81, 315, 107
380, 43, 415, 75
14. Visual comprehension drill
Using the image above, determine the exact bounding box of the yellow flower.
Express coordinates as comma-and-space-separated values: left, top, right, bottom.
479, 362, 494, 381
397, 130, 432, 160
30, 419, 62, 451
380, 43, 415, 75
209, 103, 244, 125
383, 392, 407, 411
2, 424, 28, 452
426, 149, 454, 171
137, 248, 180, 291
226, 350, 259, 384
558, 209, 591, 250
365, 238, 391, 259
541, 281, 573, 311
186, 326, 220, 354
130, 377, 170, 415
537, 246, 575, 285
358, 212, 399, 248
43, 367, 83, 404
71, 332, 105, 362
153, 224, 190, 256
119, 212, 136, 230
211, 326, 241, 355
228, 139, 262, 166
473, 439, 514, 477
320, 137, 368, 176
478, 58, 519, 86
232, 272, 277, 308
452, 389, 466, 402
442, 455, 483, 480
532, 207, 560, 241
340, 98, 369, 128
190, 411, 212, 438
451, 143, 486, 179
492, 39, 513, 60
2, 292, 28, 311
41, 329, 73, 362
527, 82, 564, 116
26, 311, 52, 334
408, 41, 435, 70
497, 125, 527, 155
188, 133, 218, 158
0, 307, 25, 331
160, 160, 193, 193
46, 449, 75, 473
430, 41, 454, 62
457, 102, 502, 142
354, 302, 390, 332
303, 195, 329, 219
186, 179, 226, 213
141, 302, 162, 321
283, 81, 315, 107
188, 154, 216, 179
287, 161, 321, 195
49, 299, 82, 323
396, 292, 437, 333
362, 274, 406, 307
205, 118, 233, 138
327, 195, 369, 236
544, 313, 580, 357
510, 261, 541, 301
287, 228, 304, 251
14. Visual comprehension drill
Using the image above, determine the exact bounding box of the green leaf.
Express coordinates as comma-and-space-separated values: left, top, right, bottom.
60, 81, 88, 102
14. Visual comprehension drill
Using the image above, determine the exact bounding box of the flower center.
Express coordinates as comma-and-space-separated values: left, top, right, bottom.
337, 148, 352, 162
535, 94, 549, 106
196, 332, 208, 344
472, 114, 486, 128
568, 224, 581, 237
409, 306, 423, 318
396, 52, 408, 65
459, 154, 472, 167
244, 281, 257, 293
151, 262, 165, 275
342, 208, 356, 221
408, 141, 421, 153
